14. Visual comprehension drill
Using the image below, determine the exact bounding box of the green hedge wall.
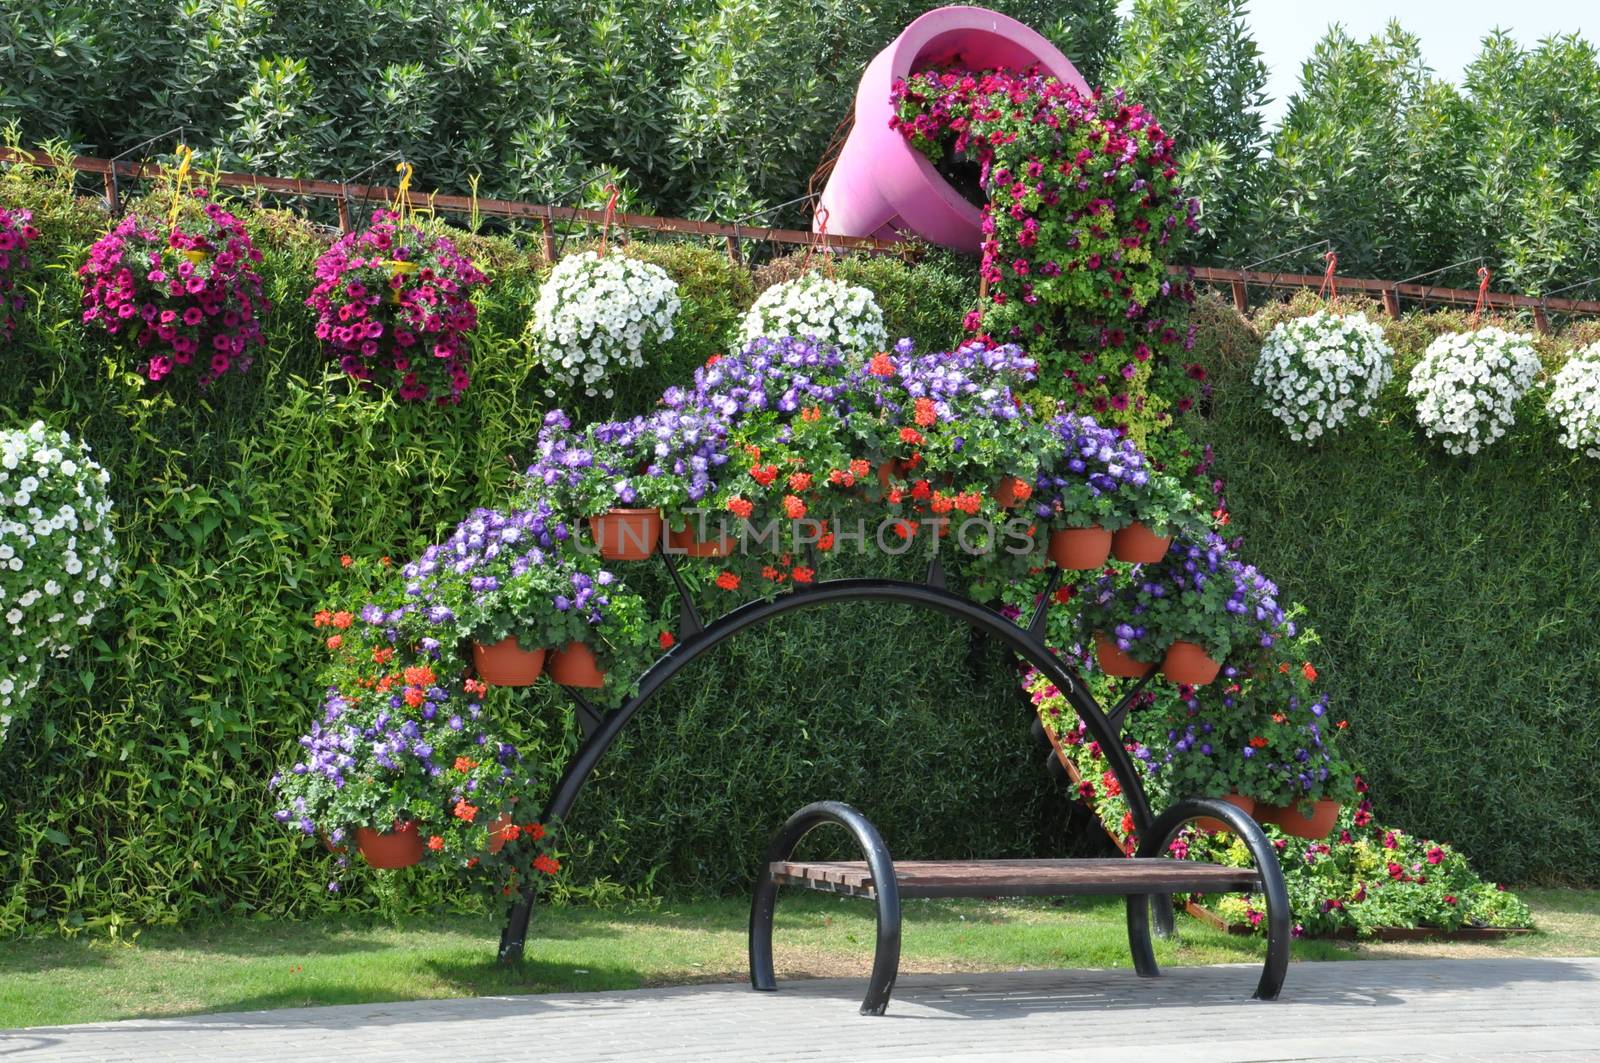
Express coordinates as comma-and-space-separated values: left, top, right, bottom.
1189, 292, 1600, 884
0, 178, 1070, 932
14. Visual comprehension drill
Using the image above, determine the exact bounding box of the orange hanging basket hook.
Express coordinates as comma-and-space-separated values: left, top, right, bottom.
597, 183, 621, 256
1472, 266, 1493, 326
1318, 250, 1339, 303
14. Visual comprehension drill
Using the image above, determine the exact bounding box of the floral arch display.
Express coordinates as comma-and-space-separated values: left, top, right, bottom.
271, 4, 1528, 955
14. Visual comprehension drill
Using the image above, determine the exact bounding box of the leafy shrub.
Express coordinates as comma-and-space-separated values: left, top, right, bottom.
1188, 302, 1600, 882
0, 171, 1069, 929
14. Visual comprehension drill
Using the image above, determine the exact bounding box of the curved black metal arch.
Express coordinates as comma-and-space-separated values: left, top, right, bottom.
498, 576, 1155, 963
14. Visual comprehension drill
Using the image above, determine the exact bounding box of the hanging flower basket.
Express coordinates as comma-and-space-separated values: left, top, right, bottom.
1161, 639, 1221, 686
1047, 526, 1111, 570
548, 641, 606, 688
1259, 799, 1343, 840
668, 524, 735, 558
355, 821, 424, 869
992, 475, 1031, 509
1093, 632, 1152, 679
589, 508, 662, 561
1195, 793, 1257, 834
472, 638, 546, 687
1111, 521, 1172, 564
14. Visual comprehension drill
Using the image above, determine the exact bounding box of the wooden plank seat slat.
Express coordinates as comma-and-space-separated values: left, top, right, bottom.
770, 857, 1263, 899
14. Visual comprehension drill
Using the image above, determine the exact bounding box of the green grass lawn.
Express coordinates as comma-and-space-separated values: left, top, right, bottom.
1, 889, 1594, 1029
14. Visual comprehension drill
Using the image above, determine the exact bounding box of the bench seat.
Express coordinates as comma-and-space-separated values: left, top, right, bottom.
750, 800, 1290, 1015
769, 857, 1264, 899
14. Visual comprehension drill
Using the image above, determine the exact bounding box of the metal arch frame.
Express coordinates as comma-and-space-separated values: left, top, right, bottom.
497, 571, 1159, 964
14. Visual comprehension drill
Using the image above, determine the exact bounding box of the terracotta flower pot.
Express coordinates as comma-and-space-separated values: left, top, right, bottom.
667, 524, 735, 558
1047, 525, 1112, 570
993, 475, 1030, 509
1161, 640, 1222, 686
589, 508, 662, 561
1260, 799, 1343, 839
548, 641, 606, 688
472, 638, 546, 687
877, 458, 913, 491
1196, 794, 1257, 834
486, 812, 515, 855
355, 821, 424, 869
1111, 521, 1173, 564
1094, 631, 1152, 679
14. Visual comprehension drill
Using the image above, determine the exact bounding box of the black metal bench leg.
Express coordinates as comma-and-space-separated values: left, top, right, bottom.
1136, 796, 1295, 1001
749, 869, 779, 993
1125, 893, 1160, 978
748, 801, 902, 1015
862, 879, 902, 1016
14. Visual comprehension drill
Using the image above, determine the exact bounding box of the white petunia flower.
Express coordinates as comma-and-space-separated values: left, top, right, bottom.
1547, 343, 1600, 459
1252, 310, 1394, 443
529, 251, 682, 400
737, 273, 886, 354
1406, 327, 1542, 456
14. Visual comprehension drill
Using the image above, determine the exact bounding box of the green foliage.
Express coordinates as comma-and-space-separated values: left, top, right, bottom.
1107, 0, 1268, 256
0, 172, 1066, 930
0, 0, 1119, 223
1234, 25, 1600, 293
1190, 301, 1600, 883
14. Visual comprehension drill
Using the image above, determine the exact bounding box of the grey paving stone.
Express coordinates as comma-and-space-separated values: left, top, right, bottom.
2, 957, 1597, 1062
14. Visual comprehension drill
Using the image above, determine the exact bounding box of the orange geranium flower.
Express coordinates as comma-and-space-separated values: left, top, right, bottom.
715, 571, 740, 591
848, 458, 870, 478
453, 756, 479, 772
372, 646, 394, 665
326, 635, 343, 650
331, 611, 353, 629
727, 497, 754, 519
787, 471, 812, 492
533, 854, 561, 875
867, 353, 895, 377
427, 835, 444, 851
1302, 663, 1318, 682
801, 406, 822, 422
403, 665, 436, 687
783, 494, 806, 519
452, 800, 478, 823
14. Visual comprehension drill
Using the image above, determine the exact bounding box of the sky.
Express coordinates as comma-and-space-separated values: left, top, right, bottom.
1122, 1, 1590, 124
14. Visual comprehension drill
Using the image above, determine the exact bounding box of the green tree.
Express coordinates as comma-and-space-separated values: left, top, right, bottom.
1108, 0, 1269, 258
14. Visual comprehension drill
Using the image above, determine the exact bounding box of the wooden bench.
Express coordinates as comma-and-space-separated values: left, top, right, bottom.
749, 800, 1290, 1015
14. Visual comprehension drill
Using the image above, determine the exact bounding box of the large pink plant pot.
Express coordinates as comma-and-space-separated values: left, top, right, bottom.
816, 5, 1087, 251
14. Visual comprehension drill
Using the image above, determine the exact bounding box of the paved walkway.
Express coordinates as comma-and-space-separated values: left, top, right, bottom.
4, 957, 1597, 1062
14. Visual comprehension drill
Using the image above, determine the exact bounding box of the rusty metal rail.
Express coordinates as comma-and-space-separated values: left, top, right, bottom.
5, 147, 1599, 325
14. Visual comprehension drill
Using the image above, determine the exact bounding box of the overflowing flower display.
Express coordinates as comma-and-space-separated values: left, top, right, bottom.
1, 422, 117, 749
1031, 674, 1525, 937
1079, 533, 1285, 668
1252, 311, 1395, 443
891, 68, 1199, 430
1405, 327, 1542, 455
0, 206, 40, 342
530, 250, 680, 399
736, 273, 887, 354
1547, 344, 1600, 459
78, 190, 267, 386
308, 210, 490, 404
270, 569, 556, 883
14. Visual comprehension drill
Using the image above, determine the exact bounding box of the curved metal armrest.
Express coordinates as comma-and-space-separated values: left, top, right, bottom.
1134, 796, 1290, 1000
749, 801, 902, 1015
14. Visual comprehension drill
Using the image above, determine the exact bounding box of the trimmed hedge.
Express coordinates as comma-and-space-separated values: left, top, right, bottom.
1189, 291, 1600, 884
0, 178, 1065, 931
